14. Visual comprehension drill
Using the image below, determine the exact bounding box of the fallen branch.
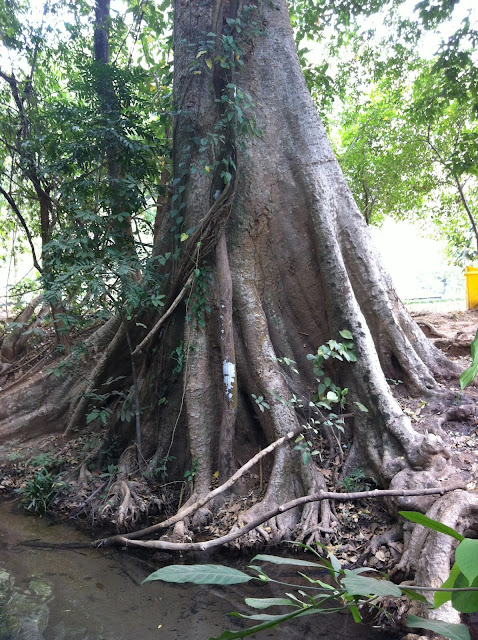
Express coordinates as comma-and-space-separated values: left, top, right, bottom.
98, 483, 465, 552
98, 423, 306, 546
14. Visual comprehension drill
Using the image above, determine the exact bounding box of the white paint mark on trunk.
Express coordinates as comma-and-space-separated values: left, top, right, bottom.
223, 360, 235, 401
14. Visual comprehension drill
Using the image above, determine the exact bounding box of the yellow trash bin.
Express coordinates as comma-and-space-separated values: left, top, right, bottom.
465, 266, 478, 310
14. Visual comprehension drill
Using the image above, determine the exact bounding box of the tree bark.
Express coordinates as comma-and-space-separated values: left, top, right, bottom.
170, 0, 449, 475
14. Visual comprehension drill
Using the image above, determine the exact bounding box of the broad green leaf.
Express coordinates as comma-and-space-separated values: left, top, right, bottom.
399, 512, 464, 542
435, 563, 462, 609
460, 330, 478, 390
341, 570, 402, 597
455, 539, 478, 583
142, 564, 252, 585
329, 552, 342, 576
470, 328, 478, 361
251, 554, 323, 568
302, 577, 335, 590
237, 613, 295, 621
339, 329, 353, 340
351, 567, 379, 575
451, 572, 478, 613
460, 362, 478, 391
244, 598, 295, 609
407, 615, 470, 640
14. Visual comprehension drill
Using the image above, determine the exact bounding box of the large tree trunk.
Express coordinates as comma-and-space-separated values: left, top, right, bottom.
0, 0, 473, 627
148, 0, 457, 529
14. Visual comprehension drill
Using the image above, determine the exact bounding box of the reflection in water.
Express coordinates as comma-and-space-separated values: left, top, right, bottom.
0, 501, 391, 640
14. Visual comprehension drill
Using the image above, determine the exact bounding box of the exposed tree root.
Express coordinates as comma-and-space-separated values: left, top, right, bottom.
99, 478, 163, 532
0, 341, 53, 391
416, 320, 448, 339
1, 294, 44, 361
64, 317, 124, 436
101, 480, 137, 531
397, 490, 478, 626
101, 424, 305, 544
216, 231, 237, 483
98, 485, 463, 551
1, 5, 477, 640
296, 464, 337, 543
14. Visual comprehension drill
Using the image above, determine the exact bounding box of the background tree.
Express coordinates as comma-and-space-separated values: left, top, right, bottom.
0, 0, 171, 358
321, 0, 478, 263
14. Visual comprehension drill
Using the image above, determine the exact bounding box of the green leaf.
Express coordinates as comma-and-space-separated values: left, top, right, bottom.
460, 329, 478, 390
455, 539, 478, 583
460, 362, 478, 391
329, 552, 342, 576
302, 450, 311, 465
435, 563, 462, 609
142, 565, 252, 585
406, 615, 470, 640
339, 329, 353, 340
470, 328, 478, 361
251, 554, 324, 568
354, 401, 368, 412
341, 570, 402, 597
237, 613, 295, 621
399, 512, 465, 542
244, 598, 295, 609
451, 572, 478, 613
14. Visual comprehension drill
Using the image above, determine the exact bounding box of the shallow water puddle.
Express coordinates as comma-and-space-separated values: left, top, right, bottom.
0, 501, 390, 640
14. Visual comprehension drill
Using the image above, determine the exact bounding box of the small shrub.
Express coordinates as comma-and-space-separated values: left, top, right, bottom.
18, 468, 67, 515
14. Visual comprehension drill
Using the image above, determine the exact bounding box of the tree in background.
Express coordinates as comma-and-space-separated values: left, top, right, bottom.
0, 0, 171, 357
327, 1, 478, 265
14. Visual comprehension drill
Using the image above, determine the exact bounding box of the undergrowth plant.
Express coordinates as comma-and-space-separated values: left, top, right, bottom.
143, 512, 478, 640
338, 469, 377, 492
267, 331, 368, 465
459, 328, 478, 392
17, 468, 68, 516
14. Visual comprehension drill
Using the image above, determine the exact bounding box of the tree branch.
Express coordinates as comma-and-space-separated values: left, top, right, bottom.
99, 484, 465, 552
0, 186, 43, 273
453, 174, 478, 254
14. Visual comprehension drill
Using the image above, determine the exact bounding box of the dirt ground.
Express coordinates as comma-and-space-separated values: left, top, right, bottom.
411, 307, 478, 359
